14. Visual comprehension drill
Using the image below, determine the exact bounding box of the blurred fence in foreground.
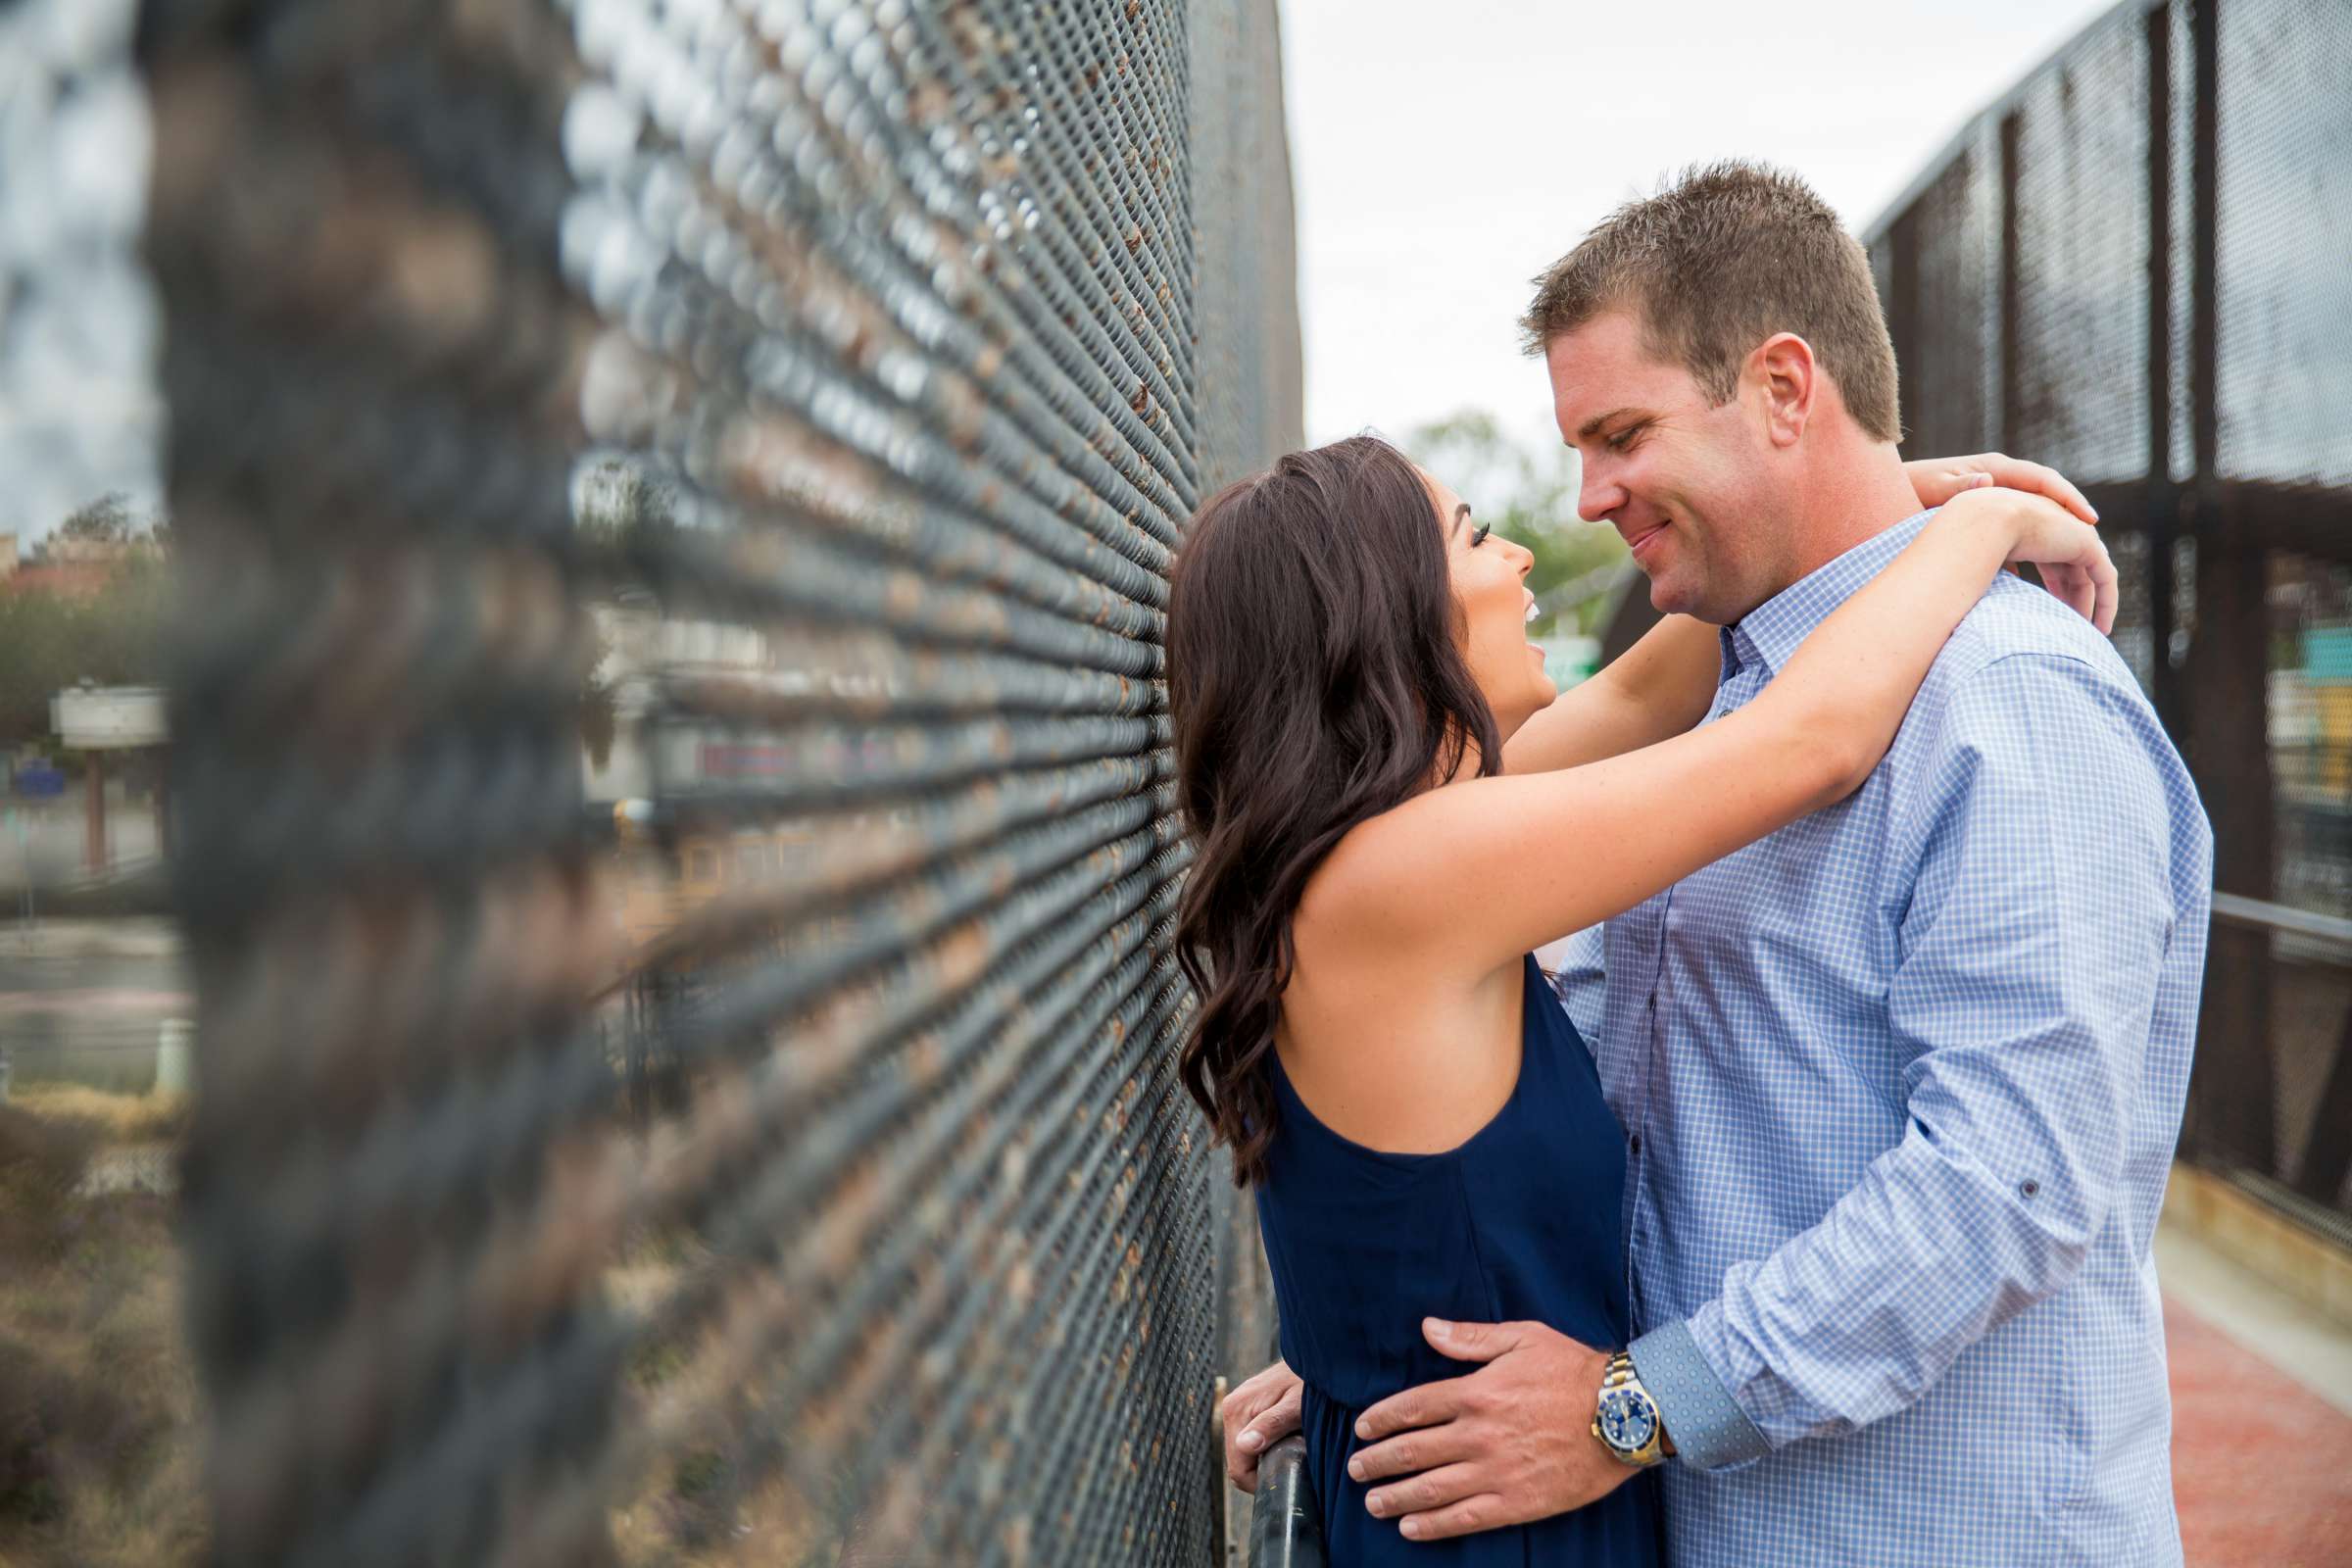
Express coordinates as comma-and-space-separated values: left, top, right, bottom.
1861, 0, 2352, 1235
145, 0, 1298, 1562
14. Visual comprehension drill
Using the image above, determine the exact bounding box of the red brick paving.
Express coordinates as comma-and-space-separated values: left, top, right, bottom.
2167, 1298, 2352, 1566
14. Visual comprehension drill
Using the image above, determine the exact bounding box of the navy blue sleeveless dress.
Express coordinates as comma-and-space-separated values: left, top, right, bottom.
1254, 955, 1662, 1566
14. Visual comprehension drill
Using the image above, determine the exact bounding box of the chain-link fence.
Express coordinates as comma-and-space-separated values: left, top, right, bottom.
134, 1, 1299, 1562
1862, 0, 2352, 1233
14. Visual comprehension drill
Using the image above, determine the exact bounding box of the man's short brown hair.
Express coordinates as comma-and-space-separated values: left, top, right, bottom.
1521, 161, 1901, 444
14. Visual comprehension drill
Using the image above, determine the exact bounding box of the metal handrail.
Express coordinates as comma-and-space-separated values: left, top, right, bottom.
1248, 1436, 1325, 1568
2200, 889, 2352, 1222
2210, 890, 2352, 956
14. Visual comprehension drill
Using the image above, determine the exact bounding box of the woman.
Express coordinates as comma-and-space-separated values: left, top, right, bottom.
1164, 435, 2112, 1565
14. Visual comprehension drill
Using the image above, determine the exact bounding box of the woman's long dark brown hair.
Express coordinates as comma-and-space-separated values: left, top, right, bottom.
1165, 435, 1502, 1185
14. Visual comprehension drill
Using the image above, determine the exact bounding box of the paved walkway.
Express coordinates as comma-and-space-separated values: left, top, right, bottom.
0, 799, 161, 893
2160, 1226, 2352, 1565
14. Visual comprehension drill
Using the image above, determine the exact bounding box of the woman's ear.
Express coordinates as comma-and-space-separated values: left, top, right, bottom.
1750, 332, 1817, 448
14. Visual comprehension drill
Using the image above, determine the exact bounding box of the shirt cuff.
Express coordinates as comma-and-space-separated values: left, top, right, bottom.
1629, 1319, 1772, 1473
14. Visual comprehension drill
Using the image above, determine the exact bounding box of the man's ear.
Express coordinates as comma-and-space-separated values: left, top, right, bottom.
1750, 332, 1817, 448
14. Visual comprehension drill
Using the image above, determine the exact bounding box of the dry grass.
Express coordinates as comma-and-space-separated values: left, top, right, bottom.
0, 1101, 204, 1566
7, 1086, 190, 1146
2, 1101, 873, 1566
604, 1230, 858, 1568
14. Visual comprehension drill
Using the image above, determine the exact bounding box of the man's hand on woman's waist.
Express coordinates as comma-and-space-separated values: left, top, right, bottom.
1348, 1316, 1638, 1542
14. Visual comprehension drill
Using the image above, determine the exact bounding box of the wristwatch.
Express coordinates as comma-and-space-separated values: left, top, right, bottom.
1591, 1349, 1670, 1468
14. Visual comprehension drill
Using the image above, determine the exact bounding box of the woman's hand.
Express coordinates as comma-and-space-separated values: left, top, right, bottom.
1942, 486, 2119, 634
1221, 1358, 1305, 1492
1905, 452, 2097, 524
1907, 453, 2112, 628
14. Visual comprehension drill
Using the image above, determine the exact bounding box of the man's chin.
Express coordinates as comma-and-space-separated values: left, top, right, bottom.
1645, 566, 1736, 625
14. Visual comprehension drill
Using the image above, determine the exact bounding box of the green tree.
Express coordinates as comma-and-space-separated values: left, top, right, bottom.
54, 492, 136, 547
0, 538, 172, 747
0, 593, 80, 744
1402, 411, 1631, 637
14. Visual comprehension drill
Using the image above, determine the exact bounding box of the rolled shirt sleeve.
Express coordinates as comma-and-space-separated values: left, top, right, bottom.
1629, 653, 2187, 1466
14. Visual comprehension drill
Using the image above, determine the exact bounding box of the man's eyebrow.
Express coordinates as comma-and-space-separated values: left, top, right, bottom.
1450, 503, 1472, 537
1576, 406, 1646, 441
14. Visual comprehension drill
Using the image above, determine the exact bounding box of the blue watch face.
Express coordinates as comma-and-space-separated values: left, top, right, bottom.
1597, 1388, 1657, 1451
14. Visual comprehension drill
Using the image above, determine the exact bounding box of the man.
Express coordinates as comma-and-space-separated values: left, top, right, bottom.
1223, 163, 2211, 1564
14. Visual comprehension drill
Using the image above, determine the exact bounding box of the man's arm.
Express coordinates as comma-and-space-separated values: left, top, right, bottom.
1348, 650, 2200, 1539
1632, 651, 2194, 1466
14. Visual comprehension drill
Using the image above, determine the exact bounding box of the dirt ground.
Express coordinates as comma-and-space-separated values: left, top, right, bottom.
0, 1090, 819, 1568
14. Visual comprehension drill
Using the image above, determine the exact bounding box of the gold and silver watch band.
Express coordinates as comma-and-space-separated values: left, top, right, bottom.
1591, 1348, 1670, 1468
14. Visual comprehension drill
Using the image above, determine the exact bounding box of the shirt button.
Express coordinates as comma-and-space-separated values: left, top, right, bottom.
1630, 1134, 1643, 1154
2020, 1180, 2040, 1199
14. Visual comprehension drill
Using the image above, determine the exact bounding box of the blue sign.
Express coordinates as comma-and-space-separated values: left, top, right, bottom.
14, 764, 65, 798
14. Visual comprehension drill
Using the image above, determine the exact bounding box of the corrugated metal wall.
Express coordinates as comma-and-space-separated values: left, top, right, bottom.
144, 1, 1300, 1561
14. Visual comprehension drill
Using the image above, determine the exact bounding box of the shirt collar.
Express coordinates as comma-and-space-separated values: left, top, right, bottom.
1721, 510, 1936, 679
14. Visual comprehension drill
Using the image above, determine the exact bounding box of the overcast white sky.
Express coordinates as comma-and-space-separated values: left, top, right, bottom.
0, 1, 2135, 542
1278, 0, 2127, 455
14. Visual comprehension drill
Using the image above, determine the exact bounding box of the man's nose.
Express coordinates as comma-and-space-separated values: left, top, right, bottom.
1577, 465, 1623, 524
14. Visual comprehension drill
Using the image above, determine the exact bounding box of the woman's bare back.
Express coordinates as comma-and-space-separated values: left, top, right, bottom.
1273, 896, 1531, 1155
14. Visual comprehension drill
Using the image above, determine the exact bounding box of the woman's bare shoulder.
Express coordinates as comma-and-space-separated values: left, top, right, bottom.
1290, 788, 1474, 951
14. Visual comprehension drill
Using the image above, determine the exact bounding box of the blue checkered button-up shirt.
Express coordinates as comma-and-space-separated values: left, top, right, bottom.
1558, 513, 2213, 1566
